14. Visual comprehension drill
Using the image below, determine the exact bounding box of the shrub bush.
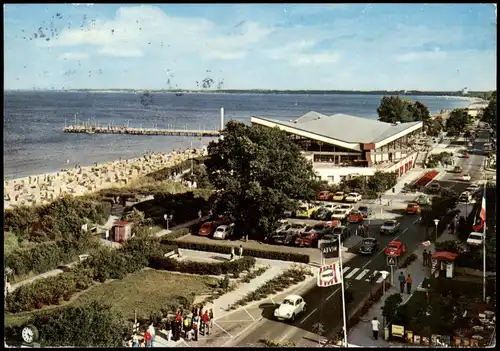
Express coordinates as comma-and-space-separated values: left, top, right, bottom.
167, 228, 191, 240
30, 300, 127, 347
148, 256, 256, 276
400, 253, 417, 269
160, 239, 310, 263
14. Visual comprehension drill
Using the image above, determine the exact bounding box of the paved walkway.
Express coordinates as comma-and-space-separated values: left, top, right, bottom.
347, 244, 431, 347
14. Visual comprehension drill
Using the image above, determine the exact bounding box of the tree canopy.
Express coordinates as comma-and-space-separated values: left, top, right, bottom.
205, 121, 316, 239
481, 99, 497, 130
377, 96, 431, 124
445, 108, 469, 134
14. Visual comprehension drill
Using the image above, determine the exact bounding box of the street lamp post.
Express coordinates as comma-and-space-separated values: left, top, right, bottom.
164, 214, 173, 231
337, 234, 348, 348
433, 219, 440, 242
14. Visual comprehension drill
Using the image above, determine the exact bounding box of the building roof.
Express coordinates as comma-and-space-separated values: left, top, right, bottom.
253, 111, 422, 144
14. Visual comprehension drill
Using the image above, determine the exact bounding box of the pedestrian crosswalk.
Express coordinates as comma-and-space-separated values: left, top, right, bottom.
341, 266, 386, 283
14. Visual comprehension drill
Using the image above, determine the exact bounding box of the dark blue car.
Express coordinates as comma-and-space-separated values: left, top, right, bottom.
358, 206, 373, 218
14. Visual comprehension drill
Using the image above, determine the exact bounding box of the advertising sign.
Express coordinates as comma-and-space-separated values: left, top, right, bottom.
405, 330, 413, 343
317, 263, 341, 287
318, 240, 339, 259
391, 324, 404, 338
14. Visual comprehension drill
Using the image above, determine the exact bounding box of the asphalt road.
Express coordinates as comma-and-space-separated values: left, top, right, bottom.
231, 125, 489, 347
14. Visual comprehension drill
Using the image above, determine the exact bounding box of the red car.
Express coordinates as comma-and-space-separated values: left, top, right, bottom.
405, 202, 421, 215
317, 191, 333, 201
198, 221, 218, 236
347, 210, 364, 224
462, 152, 470, 158
385, 241, 406, 257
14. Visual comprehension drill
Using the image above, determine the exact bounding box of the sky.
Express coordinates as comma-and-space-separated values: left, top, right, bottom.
4, 3, 497, 91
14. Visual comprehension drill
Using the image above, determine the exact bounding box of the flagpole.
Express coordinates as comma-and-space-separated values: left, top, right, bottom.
483, 181, 487, 302
338, 234, 348, 347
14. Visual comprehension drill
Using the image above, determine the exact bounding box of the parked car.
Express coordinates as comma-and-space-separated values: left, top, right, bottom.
331, 225, 351, 241
467, 232, 484, 246
213, 224, 235, 240
345, 192, 362, 203
295, 223, 333, 247
331, 209, 348, 221
405, 202, 421, 215
317, 191, 333, 201
275, 219, 291, 233
414, 195, 431, 206
314, 207, 333, 221
461, 174, 471, 181
466, 184, 481, 193
428, 183, 441, 193
458, 191, 472, 203
296, 203, 318, 218
198, 221, 218, 236
339, 204, 354, 212
332, 191, 346, 202
462, 152, 470, 158
358, 238, 380, 255
384, 240, 406, 257
358, 206, 373, 218
380, 220, 401, 235
452, 165, 463, 173
347, 210, 364, 224
322, 202, 340, 212
287, 222, 308, 236
274, 294, 307, 322
271, 232, 297, 246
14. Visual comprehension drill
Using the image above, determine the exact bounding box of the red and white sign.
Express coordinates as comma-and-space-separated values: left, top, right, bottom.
317, 263, 342, 287
422, 240, 431, 247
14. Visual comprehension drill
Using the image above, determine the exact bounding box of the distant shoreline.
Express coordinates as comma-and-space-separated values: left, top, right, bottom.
4, 89, 489, 99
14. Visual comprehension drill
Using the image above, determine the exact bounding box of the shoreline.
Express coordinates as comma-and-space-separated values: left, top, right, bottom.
3, 148, 206, 210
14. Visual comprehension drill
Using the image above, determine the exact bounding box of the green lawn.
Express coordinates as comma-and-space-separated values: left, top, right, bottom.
5, 269, 219, 327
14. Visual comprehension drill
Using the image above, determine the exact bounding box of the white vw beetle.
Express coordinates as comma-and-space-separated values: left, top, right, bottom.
345, 192, 362, 203
273, 294, 307, 322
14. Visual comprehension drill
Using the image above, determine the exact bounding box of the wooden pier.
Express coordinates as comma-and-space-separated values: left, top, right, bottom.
63, 125, 221, 137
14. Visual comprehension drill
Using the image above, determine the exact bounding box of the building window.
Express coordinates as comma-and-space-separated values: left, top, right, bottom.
327, 176, 335, 183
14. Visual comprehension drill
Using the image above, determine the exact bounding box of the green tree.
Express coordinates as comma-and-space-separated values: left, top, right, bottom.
381, 293, 403, 323
425, 116, 444, 137
367, 171, 398, 195
409, 101, 431, 122
481, 99, 497, 129
377, 96, 413, 123
421, 188, 458, 226
445, 108, 469, 134
205, 121, 316, 240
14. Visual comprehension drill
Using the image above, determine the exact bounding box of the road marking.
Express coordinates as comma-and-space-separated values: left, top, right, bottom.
221, 320, 260, 348
345, 268, 360, 279
299, 308, 317, 324
242, 307, 256, 322
270, 297, 275, 305
213, 321, 233, 338
366, 270, 378, 282
376, 274, 387, 284
279, 328, 297, 342
355, 269, 370, 280
342, 266, 351, 275
361, 248, 386, 269
402, 228, 408, 234
326, 287, 340, 301
413, 218, 420, 224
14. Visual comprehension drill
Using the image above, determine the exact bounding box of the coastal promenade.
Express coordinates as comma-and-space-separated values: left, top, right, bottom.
63, 125, 220, 137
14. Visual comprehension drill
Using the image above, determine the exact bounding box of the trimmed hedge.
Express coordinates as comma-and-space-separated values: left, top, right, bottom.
160, 238, 310, 264
5, 235, 97, 277
5, 267, 95, 313
167, 228, 191, 240
149, 256, 256, 276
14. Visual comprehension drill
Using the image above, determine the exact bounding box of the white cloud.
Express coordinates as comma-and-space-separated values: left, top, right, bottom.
267, 40, 339, 66
289, 53, 340, 67
394, 51, 447, 62
98, 47, 143, 57
59, 52, 89, 60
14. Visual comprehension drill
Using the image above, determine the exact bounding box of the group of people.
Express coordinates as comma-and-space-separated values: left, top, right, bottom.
172, 307, 214, 342
422, 249, 433, 267
128, 323, 156, 347
398, 272, 413, 294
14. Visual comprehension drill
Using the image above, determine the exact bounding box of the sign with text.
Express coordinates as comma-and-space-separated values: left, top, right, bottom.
391, 324, 404, 338
317, 263, 341, 287
318, 240, 339, 259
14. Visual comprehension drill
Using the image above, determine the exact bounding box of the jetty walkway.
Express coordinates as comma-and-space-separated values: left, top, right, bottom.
63, 125, 221, 137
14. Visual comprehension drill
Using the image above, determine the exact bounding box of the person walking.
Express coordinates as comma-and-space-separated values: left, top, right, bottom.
371, 317, 380, 340
425, 250, 432, 267
239, 245, 243, 258
406, 274, 413, 294
398, 272, 406, 293
202, 310, 210, 336
422, 249, 428, 267
144, 329, 152, 348
192, 314, 200, 341
147, 323, 155, 347
230, 247, 235, 261
183, 314, 191, 338
209, 308, 214, 335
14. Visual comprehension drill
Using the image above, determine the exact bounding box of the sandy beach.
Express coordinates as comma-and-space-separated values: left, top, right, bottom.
3, 147, 206, 210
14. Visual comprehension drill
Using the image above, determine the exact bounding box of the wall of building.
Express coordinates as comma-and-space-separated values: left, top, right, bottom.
313, 166, 377, 184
